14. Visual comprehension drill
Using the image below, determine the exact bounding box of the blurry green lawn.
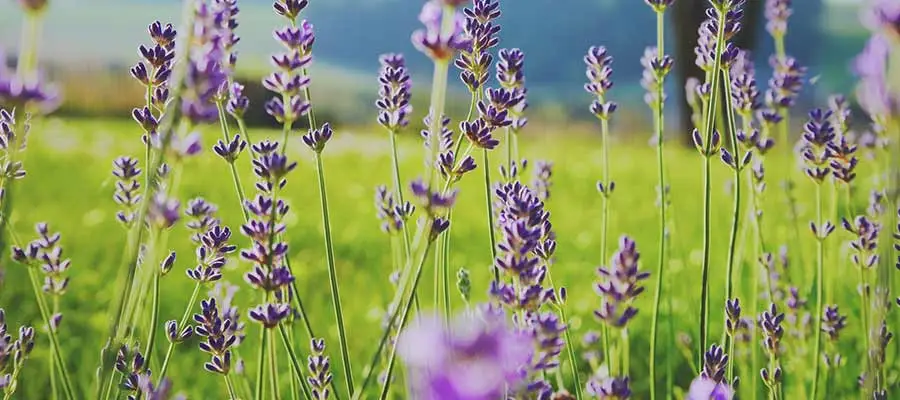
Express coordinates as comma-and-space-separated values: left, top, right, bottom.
0, 117, 870, 398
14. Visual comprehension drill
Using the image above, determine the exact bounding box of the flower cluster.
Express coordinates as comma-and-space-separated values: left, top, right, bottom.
240, 140, 297, 329
181, 1, 231, 125
496, 49, 528, 131
376, 54, 413, 132
584, 46, 617, 120
0, 110, 28, 188
412, 1, 470, 61
265, 1, 314, 126
131, 21, 176, 145
0, 309, 34, 397
759, 303, 785, 390
532, 160, 553, 201
456, 0, 501, 92
148, 193, 181, 230
0, 54, 59, 113
765, 56, 805, 112
821, 305, 847, 369
194, 298, 238, 375
307, 338, 332, 400
799, 109, 836, 183
594, 236, 649, 328
827, 95, 859, 184
12, 223, 72, 323
586, 376, 632, 399
184, 197, 221, 243
491, 181, 556, 313
842, 215, 880, 270
374, 185, 414, 235
186, 224, 236, 285
112, 156, 142, 227
398, 311, 532, 400
640, 47, 673, 109
764, 0, 792, 37
115, 345, 151, 398
694, 5, 744, 72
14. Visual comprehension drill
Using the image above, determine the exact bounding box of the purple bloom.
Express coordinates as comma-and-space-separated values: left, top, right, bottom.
594, 236, 649, 328
799, 108, 836, 183
0, 64, 59, 113
585, 376, 631, 399
765, 56, 805, 110
412, 1, 470, 61
148, 193, 180, 229
112, 156, 142, 227
376, 53, 413, 131
461, 119, 500, 149
180, 2, 231, 125
640, 47, 673, 108
264, 17, 314, 126
644, 0, 675, 11
307, 338, 333, 400
398, 311, 532, 400
687, 376, 734, 400
456, 0, 501, 91
273, 0, 308, 21
853, 34, 898, 120
862, 0, 900, 35
532, 161, 552, 201
302, 123, 334, 153
764, 0, 792, 37
194, 298, 238, 375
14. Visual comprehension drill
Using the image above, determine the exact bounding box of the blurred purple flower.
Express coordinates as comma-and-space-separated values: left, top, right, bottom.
687, 376, 734, 400
412, 1, 470, 61
398, 311, 532, 400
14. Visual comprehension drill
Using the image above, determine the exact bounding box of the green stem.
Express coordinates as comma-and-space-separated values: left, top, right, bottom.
379, 239, 437, 399
224, 374, 238, 400
158, 281, 201, 380
810, 182, 824, 399
27, 267, 76, 400
649, 9, 668, 400
142, 264, 161, 369
722, 69, 742, 308
388, 130, 412, 261
268, 329, 281, 400
442, 210, 452, 317
558, 305, 582, 400
50, 296, 60, 400
277, 324, 314, 400
482, 148, 499, 284
698, 5, 727, 369
505, 127, 513, 178
217, 102, 250, 222
314, 152, 354, 396
255, 309, 269, 400
598, 111, 612, 374
16, 12, 41, 79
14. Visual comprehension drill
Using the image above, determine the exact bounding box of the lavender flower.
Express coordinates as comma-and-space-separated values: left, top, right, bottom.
687, 376, 734, 400
307, 338, 332, 400
0, 58, 59, 113
644, 0, 676, 12
11, 224, 72, 322
185, 197, 220, 242
16, 0, 47, 12
131, 21, 176, 144
112, 156, 142, 227
303, 123, 334, 153
148, 193, 181, 229
397, 311, 532, 400
765, 56, 805, 111
594, 236, 649, 328
375, 185, 413, 235
410, 178, 458, 215
532, 161, 552, 201
863, 0, 900, 35
194, 298, 238, 375
640, 47, 673, 109
114, 345, 150, 397
265, 8, 314, 126
843, 215, 880, 269
821, 305, 847, 342
456, 0, 501, 92
496, 49, 528, 130
0, 310, 34, 398
799, 109, 836, 183
181, 2, 230, 125
273, 0, 308, 21
412, 1, 470, 61
376, 54, 413, 131
584, 46, 616, 120
585, 376, 631, 399
187, 225, 236, 284
759, 303, 784, 391
764, 0, 792, 37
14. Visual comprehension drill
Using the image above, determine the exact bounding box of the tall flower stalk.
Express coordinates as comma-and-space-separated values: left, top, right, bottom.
642, 2, 675, 398
584, 45, 617, 369
692, 0, 737, 365
798, 109, 836, 399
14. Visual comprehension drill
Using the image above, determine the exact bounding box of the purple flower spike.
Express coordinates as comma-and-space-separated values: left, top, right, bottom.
307, 338, 333, 400
799, 108, 835, 183
461, 119, 500, 149
585, 376, 631, 399
645, 0, 676, 12
303, 123, 334, 153
456, 0, 501, 92
248, 303, 291, 328
412, 1, 470, 61
584, 46, 614, 98
765, 56, 806, 110
273, 0, 309, 21
148, 193, 180, 229
687, 376, 734, 400
765, 0, 792, 37
398, 311, 532, 400
376, 53, 413, 131
594, 236, 649, 329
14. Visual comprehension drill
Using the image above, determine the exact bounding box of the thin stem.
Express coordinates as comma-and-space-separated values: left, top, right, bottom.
558, 305, 582, 400
482, 148, 499, 283
598, 112, 612, 373
722, 69, 742, 309
379, 239, 437, 399
698, 6, 727, 368
142, 264, 161, 369
217, 102, 250, 221
158, 282, 201, 380
649, 9, 668, 400
442, 211, 452, 317
277, 324, 314, 400
16, 12, 42, 78
314, 152, 354, 396
255, 310, 269, 400
224, 374, 238, 400
27, 267, 76, 400
50, 296, 60, 400
388, 131, 412, 260
268, 329, 281, 400
810, 182, 825, 399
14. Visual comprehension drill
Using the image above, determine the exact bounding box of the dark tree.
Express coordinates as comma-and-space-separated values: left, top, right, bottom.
671, 0, 763, 145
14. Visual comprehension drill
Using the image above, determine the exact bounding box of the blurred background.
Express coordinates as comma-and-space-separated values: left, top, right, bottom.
0, 0, 873, 138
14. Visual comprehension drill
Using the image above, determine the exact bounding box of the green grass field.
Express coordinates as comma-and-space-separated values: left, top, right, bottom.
0, 116, 893, 398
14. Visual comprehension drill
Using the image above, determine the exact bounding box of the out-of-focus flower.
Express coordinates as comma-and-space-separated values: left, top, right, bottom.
398, 311, 532, 400
412, 1, 470, 61
687, 376, 734, 400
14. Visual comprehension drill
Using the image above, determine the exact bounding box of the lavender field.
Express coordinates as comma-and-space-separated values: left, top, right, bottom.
0, 0, 899, 400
